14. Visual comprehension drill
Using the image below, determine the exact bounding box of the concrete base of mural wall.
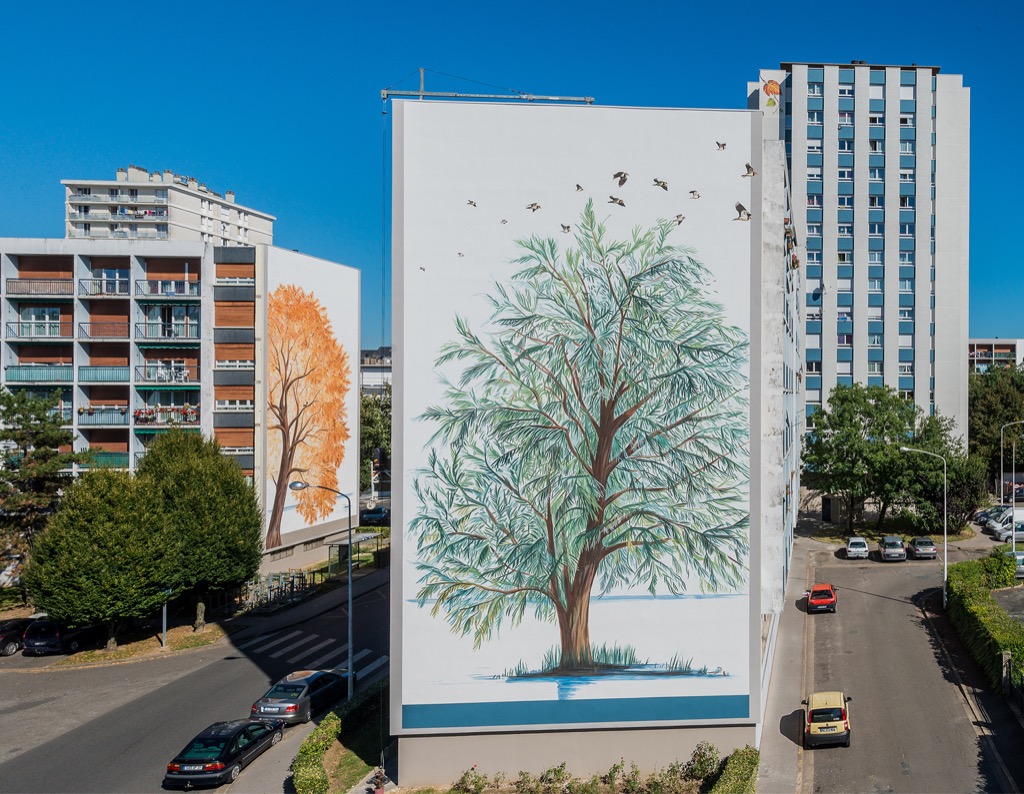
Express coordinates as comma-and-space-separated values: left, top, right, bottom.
396, 725, 756, 786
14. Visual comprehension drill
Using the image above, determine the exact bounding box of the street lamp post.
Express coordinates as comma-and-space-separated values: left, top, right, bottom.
289, 480, 354, 700
900, 446, 948, 609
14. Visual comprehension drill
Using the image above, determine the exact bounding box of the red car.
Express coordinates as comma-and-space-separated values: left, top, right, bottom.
806, 583, 838, 613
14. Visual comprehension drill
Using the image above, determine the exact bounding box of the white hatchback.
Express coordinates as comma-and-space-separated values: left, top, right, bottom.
845, 537, 869, 560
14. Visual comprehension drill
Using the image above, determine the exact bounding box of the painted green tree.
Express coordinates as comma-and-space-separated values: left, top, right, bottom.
412, 202, 750, 673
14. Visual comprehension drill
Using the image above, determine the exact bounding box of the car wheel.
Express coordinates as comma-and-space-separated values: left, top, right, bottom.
271, 730, 283, 746
302, 705, 312, 724
228, 764, 241, 783
1, 640, 18, 657
844, 735, 851, 748
67, 640, 80, 653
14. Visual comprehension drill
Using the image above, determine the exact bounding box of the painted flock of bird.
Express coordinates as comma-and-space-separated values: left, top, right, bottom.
452, 139, 758, 259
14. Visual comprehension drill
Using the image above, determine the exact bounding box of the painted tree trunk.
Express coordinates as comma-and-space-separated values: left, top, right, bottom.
266, 428, 296, 549
555, 555, 599, 671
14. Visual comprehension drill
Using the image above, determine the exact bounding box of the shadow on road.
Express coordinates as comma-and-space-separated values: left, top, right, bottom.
778, 709, 804, 748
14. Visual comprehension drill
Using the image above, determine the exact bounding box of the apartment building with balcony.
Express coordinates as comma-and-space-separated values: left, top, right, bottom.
969, 338, 1024, 374
62, 164, 275, 247
0, 238, 360, 567
750, 62, 969, 436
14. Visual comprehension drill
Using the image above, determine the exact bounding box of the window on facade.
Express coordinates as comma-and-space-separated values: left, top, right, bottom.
900, 85, 916, 100
808, 111, 823, 125
869, 167, 884, 181
838, 85, 854, 97
808, 251, 822, 264
900, 278, 914, 292
807, 167, 823, 181
837, 277, 853, 291
899, 195, 916, 208
868, 278, 883, 292
869, 114, 885, 126
807, 278, 823, 293
838, 224, 853, 236
900, 389, 914, 400
806, 309, 822, 321
837, 252, 852, 264
900, 140, 916, 154
869, 84, 884, 100
808, 82, 823, 96
838, 195, 853, 207
899, 333, 914, 345
837, 334, 854, 346
900, 114, 916, 127
899, 363, 914, 375
899, 251, 915, 264
837, 168, 853, 180
869, 251, 884, 264
869, 333, 883, 347
869, 139, 884, 152
837, 310, 853, 322
807, 389, 822, 404
807, 334, 821, 348
838, 111, 854, 125
807, 194, 822, 207
807, 223, 823, 237
867, 306, 883, 320
807, 360, 821, 373
899, 308, 915, 320
869, 223, 884, 236
837, 361, 853, 376
807, 140, 823, 153
838, 139, 853, 152
868, 195, 884, 207
868, 361, 883, 374
899, 168, 915, 182
900, 223, 915, 237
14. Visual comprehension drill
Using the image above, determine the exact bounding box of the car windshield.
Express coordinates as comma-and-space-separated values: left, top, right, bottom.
265, 684, 305, 699
24, 622, 55, 637
810, 707, 845, 723
849, 541, 866, 548
180, 738, 227, 760
811, 589, 831, 599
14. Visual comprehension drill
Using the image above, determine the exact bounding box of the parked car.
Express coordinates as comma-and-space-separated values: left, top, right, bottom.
359, 506, 390, 527
907, 537, 938, 559
879, 536, 907, 562
845, 537, 869, 560
996, 523, 1024, 544
803, 690, 852, 748
1006, 551, 1024, 579
250, 668, 355, 724
986, 508, 1024, 534
805, 583, 838, 613
0, 617, 34, 657
977, 504, 1010, 525
21, 619, 105, 655
164, 719, 284, 788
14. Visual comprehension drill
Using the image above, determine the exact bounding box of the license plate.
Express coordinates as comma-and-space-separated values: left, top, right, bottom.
182, 765, 204, 772
818, 726, 836, 732
262, 706, 279, 713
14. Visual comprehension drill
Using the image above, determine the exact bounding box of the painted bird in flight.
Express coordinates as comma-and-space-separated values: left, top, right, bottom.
466, 200, 477, 207
674, 214, 686, 225
575, 184, 584, 192
608, 196, 625, 207
716, 141, 727, 150
734, 202, 752, 221
561, 224, 571, 233
689, 190, 701, 199
526, 203, 541, 212
613, 171, 629, 187
742, 164, 757, 177
653, 178, 668, 191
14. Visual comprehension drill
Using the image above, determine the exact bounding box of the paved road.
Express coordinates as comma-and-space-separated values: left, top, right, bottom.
0, 582, 390, 792
800, 542, 1012, 793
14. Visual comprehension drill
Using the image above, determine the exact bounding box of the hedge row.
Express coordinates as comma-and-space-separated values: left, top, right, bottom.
709, 745, 759, 794
292, 678, 389, 794
946, 549, 1024, 688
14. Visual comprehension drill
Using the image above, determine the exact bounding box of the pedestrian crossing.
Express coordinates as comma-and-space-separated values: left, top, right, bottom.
233, 627, 388, 678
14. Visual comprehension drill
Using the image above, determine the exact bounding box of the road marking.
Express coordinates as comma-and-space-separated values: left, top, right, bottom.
357, 655, 389, 678
234, 634, 272, 650
269, 634, 322, 659
249, 630, 303, 654
287, 639, 337, 664
307, 646, 371, 670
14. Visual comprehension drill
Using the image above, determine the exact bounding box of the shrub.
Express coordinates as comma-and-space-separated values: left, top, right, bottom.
709, 746, 759, 794
683, 740, 720, 780
450, 765, 490, 794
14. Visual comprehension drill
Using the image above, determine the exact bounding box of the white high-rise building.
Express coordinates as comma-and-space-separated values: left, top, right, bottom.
62, 164, 275, 247
751, 62, 969, 436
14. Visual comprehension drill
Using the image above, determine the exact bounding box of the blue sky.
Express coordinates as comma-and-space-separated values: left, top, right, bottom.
1, 1, 1019, 347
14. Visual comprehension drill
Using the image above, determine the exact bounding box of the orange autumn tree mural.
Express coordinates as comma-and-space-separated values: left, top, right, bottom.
266, 285, 351, 549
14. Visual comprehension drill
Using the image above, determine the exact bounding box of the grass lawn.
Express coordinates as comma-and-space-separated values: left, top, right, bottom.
805, 519, 976, 547
54, 622, 229, 666
326, 688, 391, 793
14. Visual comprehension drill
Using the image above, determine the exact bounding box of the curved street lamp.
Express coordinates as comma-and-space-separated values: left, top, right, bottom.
289, 480, 354, 700
900, 446, 948, 608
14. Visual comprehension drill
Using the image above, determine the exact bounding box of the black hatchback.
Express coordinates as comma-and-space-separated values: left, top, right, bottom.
0, 618, 34, 657
21, 619, 105, 655
164, 719, 284, 788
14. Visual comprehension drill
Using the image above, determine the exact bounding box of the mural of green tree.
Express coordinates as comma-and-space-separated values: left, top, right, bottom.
412, 201, 750, 674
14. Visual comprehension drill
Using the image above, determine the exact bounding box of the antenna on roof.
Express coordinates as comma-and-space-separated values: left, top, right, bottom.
381, 67, 594, 104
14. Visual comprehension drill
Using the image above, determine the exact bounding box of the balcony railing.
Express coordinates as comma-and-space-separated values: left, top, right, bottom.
6, 278, 74, 296
68, 230, 169, 240
78, 322, 130, 339
79, 279, 130, 297
133, 406, 200, 426
4, 365, 73, 383
78, 366, 130, 383
79, 451, 129, 468
135, 280, 201, 298
78, 407, 130, 426
135, 364, 199, 384
135, 322, 200, 341
69, 193, 167, 205
68, 210, 112, 221
6, 322, 74, 339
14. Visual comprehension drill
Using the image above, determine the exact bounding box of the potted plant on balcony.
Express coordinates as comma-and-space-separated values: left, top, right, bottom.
78, 406, 85, 416
87, 405, 95, 416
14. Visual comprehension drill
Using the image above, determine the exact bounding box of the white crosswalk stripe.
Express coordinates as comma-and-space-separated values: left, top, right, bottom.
355, 655, 389, 679
249, 630, 303, 654
269, 634, 322, 659
234, 633, 273, 650
307, 646, 371, 670
286, 638, 337, 664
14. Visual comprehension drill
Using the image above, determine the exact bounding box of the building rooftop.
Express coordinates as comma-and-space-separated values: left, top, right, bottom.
779, 61, 941, 74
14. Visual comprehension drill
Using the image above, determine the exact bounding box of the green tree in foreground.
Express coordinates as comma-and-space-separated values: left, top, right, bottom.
0, 388, 84, 557
22, 470, 169, 649
968, 366, 1024, 490
135, 430, 263, 630
412, 203, 749, 672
